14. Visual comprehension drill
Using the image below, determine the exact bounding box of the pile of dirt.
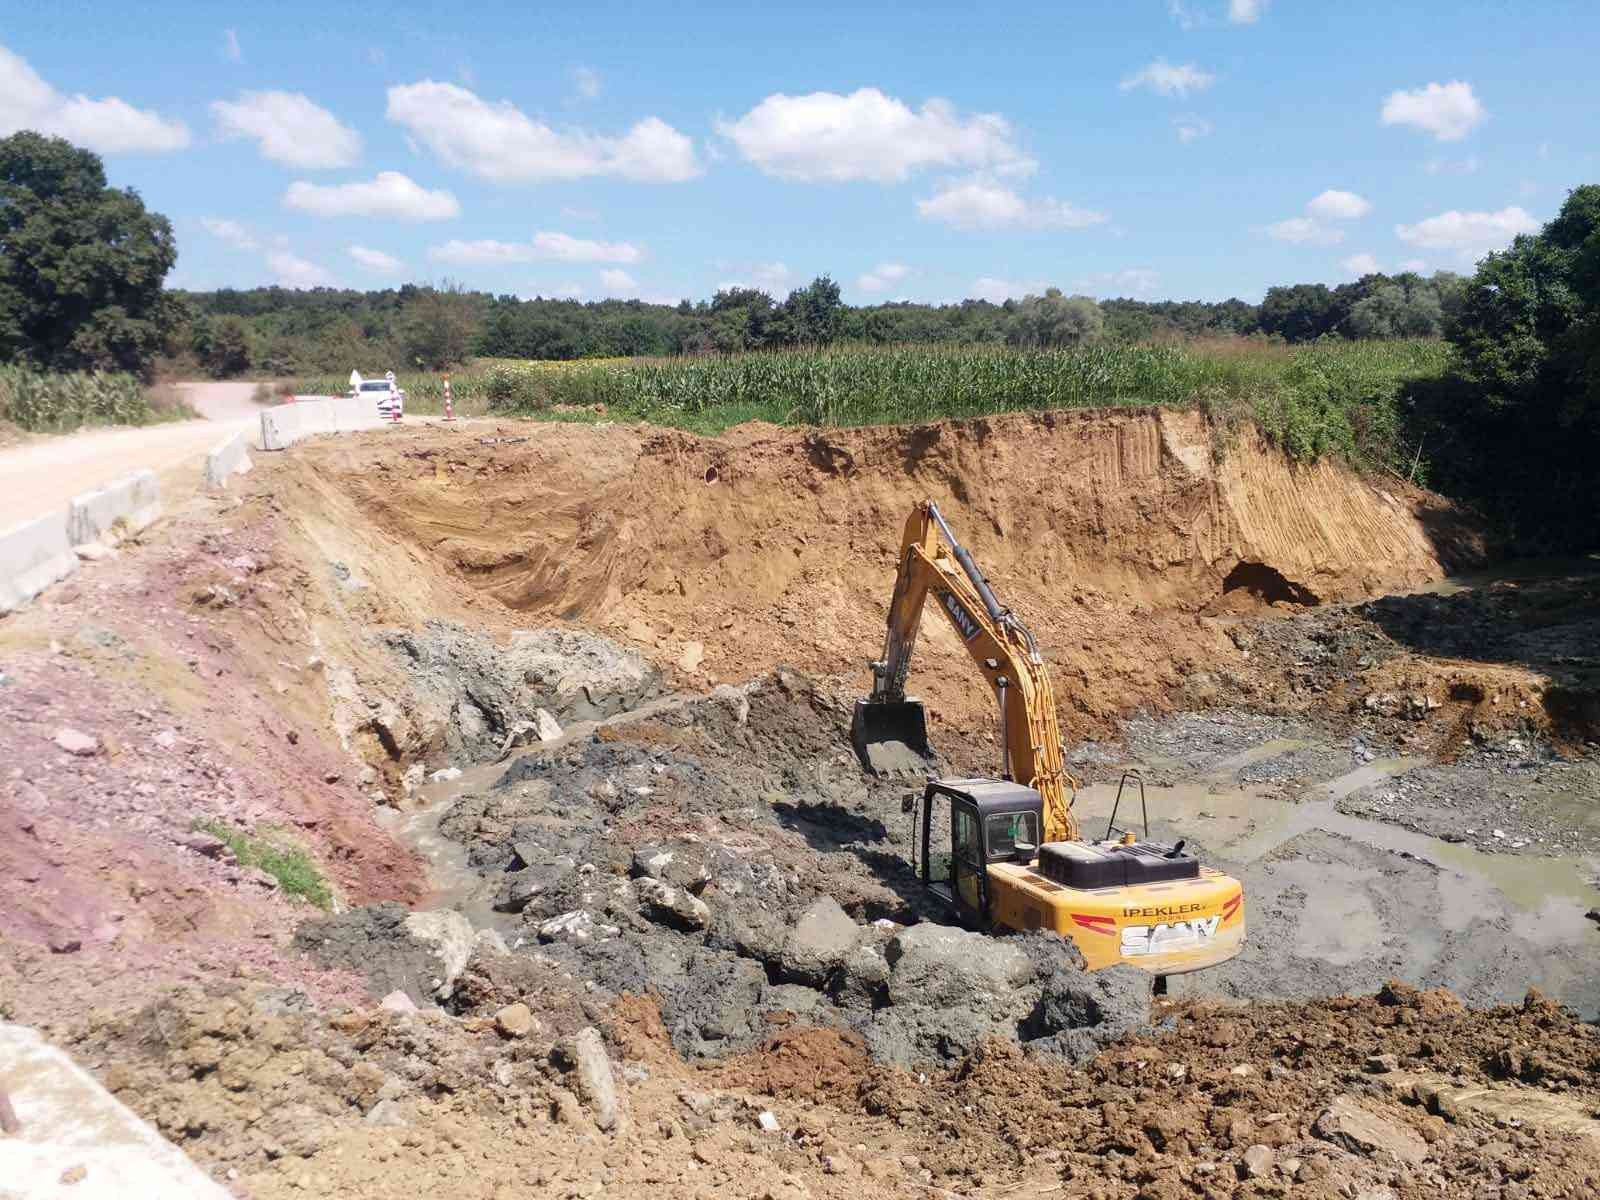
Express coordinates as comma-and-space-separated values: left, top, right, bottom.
63, 976, 1600, 1199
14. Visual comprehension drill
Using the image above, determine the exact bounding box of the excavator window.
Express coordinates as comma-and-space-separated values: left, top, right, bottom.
986, 811, 1039, 862
953, 807, 982, 867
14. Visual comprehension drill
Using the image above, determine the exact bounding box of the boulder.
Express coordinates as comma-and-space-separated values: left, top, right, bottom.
52, 728, 100, 757
402, 910, 476, 1000
707, 898, 789, 964
495, 1002, 536, 1038
1312, 1097, 1427, 1164
535, 708, 562, 742
635, 876, 711, 931
885, 923, 1033, 1010
779, 897, 861, 987
559, 1027, 626, 1133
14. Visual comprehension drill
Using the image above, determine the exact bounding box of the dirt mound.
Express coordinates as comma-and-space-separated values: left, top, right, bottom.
285, 410, 1479, 742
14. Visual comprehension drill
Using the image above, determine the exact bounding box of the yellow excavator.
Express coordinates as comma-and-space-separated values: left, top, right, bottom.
853, 501, 1245, 975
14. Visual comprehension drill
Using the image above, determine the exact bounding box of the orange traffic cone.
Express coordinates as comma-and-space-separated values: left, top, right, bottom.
442, 376, 456, 422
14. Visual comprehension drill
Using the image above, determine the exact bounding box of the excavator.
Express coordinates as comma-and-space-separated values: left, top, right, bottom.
853, 501, 1245, 976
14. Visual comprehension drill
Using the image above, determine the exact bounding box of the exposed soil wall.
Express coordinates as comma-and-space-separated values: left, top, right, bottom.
283, 409, 1481, 744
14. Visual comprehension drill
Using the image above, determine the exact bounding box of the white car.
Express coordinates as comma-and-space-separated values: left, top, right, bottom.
348, 372, 404, 420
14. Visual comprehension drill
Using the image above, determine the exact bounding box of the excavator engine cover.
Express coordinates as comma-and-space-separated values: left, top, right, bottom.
1038, 840, 1200, 889
851, 699, 933, 776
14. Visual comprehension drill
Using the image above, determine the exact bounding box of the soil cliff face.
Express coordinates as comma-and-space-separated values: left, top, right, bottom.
286, 409, 1478, 743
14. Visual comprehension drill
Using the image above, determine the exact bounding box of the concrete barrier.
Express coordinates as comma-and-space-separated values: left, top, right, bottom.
259, 402, 302, 451
260, 396, 355, 450
0, 1022, 232, 1198
202, 429, 254, 489
0, 512, 78, 614
332, 395, 386, 430
66, 470, 160, 549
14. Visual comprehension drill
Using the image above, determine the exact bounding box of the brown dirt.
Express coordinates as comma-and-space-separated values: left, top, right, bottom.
283, 409, 1481, 746
59, 977, 1600, 1199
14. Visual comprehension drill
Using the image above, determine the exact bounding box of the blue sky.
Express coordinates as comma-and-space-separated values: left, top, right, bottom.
3, 0, 1595, 304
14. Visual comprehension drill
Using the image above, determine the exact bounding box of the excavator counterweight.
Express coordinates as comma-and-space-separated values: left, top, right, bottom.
856, 500, 1247, 977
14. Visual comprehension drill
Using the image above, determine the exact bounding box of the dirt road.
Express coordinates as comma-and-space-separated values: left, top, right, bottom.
0, 381, 259, 525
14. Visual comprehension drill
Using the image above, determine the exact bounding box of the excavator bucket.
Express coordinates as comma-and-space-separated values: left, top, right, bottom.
851, 699, 934, 777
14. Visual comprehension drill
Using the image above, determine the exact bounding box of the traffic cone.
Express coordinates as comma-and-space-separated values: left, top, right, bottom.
442, 375, 456, 422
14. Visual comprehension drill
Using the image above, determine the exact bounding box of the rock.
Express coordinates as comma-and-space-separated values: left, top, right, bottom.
430, 767, 463, 783
1364, 1053, 1399, 1074
779, 897, 861, 987
74, 542, 116, 562
1312, 1097, 1427, 1164
379, 990, 418, 1015
401, 910, 475, 1000
365, 1099, 408, 1127
539, 910, 599, 944
474, 928, 510, 957
495, 1002, 535, 1038
679, 641, 704, 673
762, 983, 824, 1015
710, 683, 750, 725
831, 939, 891, 1009
657, 952, 767, 1056
534, 708, 563, 742
1240, 1145, 1274, 1178
631, 843, 676, 881
177, 831, 229, 859
401, 763, 426, 796
559, 1027, 626, 1133
756, 1110, 781, 1133
52, 729, 100, 757
635, 876, 711, 931
48, 934, 82, 954
886, 923, 1033, 1009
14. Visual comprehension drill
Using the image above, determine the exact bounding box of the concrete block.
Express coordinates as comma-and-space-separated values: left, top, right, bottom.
0, 513, 78, 614
0, 1021, 232, 1198
202, 430, 253, 489
66, 471, 160, 549
259, 402, 301, 451
293, 399, 335, 435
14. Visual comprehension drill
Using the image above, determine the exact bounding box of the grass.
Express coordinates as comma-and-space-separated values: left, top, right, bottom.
286, 338, 1454, 472
196, 820, 333, 909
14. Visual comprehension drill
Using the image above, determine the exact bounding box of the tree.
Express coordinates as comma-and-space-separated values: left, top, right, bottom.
1005, 289, 1103, 347
0, 131, 178, 377
398, 283, 481, 369
778, 275, 844, 346
195, 315, 253, 377
1259, 283, 1335, 341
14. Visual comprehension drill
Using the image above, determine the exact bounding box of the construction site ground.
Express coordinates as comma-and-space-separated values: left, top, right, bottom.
2, 408, 1596, 1199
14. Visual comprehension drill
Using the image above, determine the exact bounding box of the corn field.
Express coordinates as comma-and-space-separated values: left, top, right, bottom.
0, 365, 152, 431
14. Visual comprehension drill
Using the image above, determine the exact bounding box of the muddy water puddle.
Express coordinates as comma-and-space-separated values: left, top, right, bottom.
1073, 740, 1600, 1016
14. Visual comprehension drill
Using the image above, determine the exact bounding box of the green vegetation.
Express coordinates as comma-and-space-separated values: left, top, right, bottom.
0, 132, 179, 378
196, 820, 333, 909
0, 364, 191, 431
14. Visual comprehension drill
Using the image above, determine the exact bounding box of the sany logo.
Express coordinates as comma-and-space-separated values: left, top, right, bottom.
941, 591, 981, 641
1120, 916, 1222, 957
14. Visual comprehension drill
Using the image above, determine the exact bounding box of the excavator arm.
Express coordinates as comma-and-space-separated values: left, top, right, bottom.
854, 501, 1079, 842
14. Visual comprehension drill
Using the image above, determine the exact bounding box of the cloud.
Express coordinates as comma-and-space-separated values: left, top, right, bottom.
0, 44, 189, 153
971, 276, 1047, 303
1307, 189, 1372, 220
223, 29, 241, 61
267, 250, 335, 289
571, 66, 601, 101
1381, 81, 1486, 142
718, 262, 794, 293
1074, 268, 1162, 298
348, 245, 404, 274
1264, 216, 1344, 246
717, 88, 1035, 184
1394, 206, 1538, 255
284, 171, 459, 221
1228, 0, 1267, 23
1422, 155, 1480, 176
598, 267, 638, 292
386, 81, 699, 183
917, 177, 1106, 231
857, 262, 911, 293
200, 217, 259, 252
1174, 114, 1213, 143
212, 91, 361, 168
1399, 258, 1428, 272
1340, 252, 1381, 277
1120, 59, 1216, 99
428, 232, 642, 265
